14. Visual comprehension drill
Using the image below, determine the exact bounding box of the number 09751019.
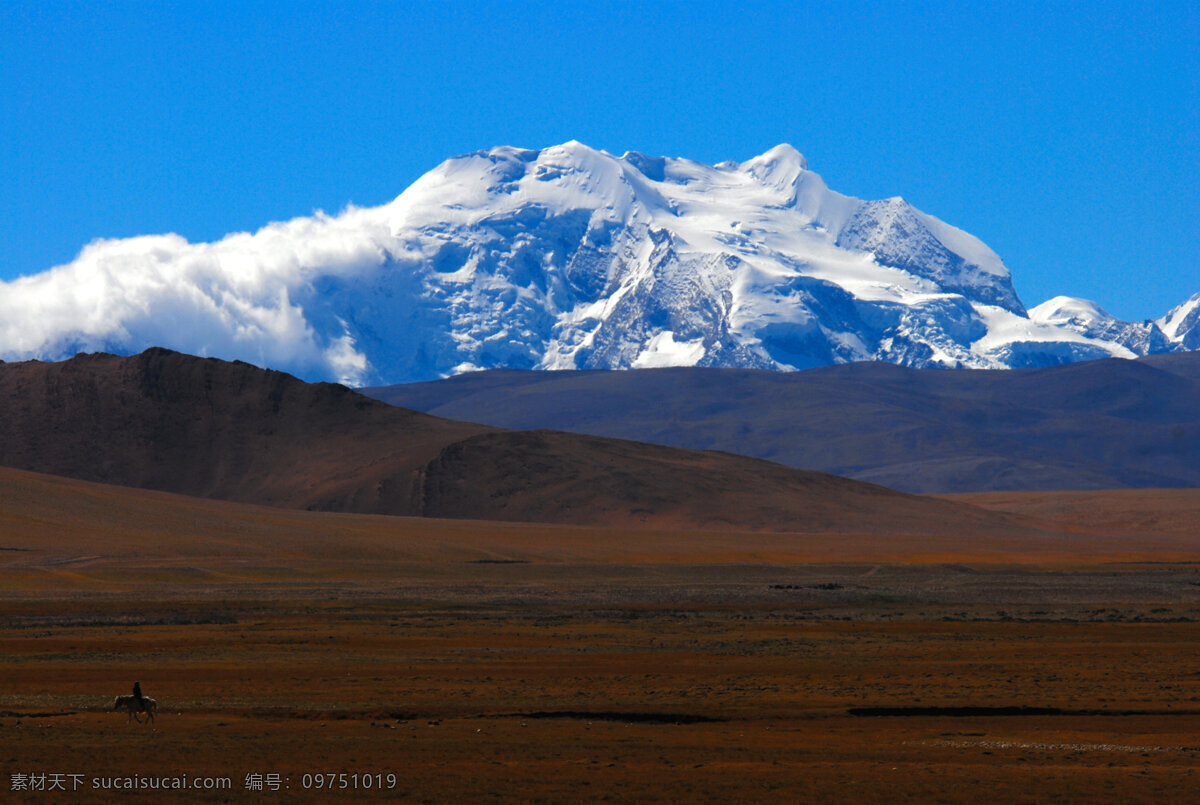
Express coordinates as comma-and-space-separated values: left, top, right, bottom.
300, 772, 397, 790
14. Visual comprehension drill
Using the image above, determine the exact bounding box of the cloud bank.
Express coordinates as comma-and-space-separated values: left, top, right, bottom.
0, 205, 394, 385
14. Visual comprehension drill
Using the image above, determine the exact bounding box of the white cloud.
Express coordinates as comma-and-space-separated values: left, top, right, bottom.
0, 204, 394, 385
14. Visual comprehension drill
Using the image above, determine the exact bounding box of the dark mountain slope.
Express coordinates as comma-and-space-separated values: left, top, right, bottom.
0, 348, 492, 512
0, 349, 1030, 534
412, 429, 1030, 535
363, 354, 1200, 493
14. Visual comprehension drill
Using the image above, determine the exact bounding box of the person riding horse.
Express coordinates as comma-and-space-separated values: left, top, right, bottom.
114, 693, 156, 722
133, 681, 143, 700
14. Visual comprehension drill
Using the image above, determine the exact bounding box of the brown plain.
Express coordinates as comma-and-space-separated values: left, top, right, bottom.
4, 467, 1200, 802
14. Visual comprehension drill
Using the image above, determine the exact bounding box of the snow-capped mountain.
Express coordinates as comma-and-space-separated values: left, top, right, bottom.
0, 141, 1193, 384
1029, 296, 1175, 357
1157, 292, 1200, 350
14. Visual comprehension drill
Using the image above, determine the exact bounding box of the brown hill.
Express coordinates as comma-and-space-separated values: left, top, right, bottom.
412, 428, 1042, 535
940, 488, 1200, 542
0, 348, 1032, 534
3, 465, 1196, 582
0, 348, 492, 512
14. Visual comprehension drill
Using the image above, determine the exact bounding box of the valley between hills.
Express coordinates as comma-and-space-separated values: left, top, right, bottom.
2, 349, 1199, 802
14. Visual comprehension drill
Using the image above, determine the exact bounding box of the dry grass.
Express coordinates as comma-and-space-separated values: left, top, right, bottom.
4, 600, 1200, 802
4, 469, 1200, 801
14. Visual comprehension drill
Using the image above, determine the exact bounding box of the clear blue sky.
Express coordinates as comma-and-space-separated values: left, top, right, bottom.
2, 0, 1196, 321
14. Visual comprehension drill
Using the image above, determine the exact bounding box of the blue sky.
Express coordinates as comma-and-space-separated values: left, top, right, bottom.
2, 0, 1196, 321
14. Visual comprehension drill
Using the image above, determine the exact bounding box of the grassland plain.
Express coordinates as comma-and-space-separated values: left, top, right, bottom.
3, 469, 1200, 802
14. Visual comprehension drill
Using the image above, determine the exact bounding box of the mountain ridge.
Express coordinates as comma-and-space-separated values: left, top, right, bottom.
364, 352, 1200, 494
0, 347, 1037, 534
0, 142, 1193, 384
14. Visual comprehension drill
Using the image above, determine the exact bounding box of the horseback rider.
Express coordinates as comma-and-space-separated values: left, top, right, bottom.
133, 681, 143, 701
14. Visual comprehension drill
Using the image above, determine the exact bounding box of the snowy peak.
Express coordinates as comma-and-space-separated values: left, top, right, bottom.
1029, 296, 1175, 358
835, 197, 1023, 313
1158, 292, 1200, 349
744, 142, 809, 171
0, 140, 1194, 384
1030, 296, 1115, 325
367, 141, 1037, 378
738, 143, 809, 191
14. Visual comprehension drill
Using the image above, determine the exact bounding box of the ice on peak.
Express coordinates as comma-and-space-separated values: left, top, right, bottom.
734, 145, 811, 183
1157, 291, 1200, 346
4, 139, 1188, 385
1029, 295, 1182, 358
745, 144, 808, 171
1030, 296, 1114, 324
1159, 291, 1200, 328
738, 144, 809, 199
545, 141, 625, 165
620, 151, 670, 182
535, 141, 630, 179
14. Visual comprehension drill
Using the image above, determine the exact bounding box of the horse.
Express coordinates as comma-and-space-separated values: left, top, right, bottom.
112, 694, 157, 723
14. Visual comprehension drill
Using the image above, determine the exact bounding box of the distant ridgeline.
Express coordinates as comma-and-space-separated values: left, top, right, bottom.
364, 352, 1200, 494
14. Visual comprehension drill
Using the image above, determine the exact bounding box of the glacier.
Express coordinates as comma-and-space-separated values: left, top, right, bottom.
0, 141, 1194, 385
1157, 292, 1200, 351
